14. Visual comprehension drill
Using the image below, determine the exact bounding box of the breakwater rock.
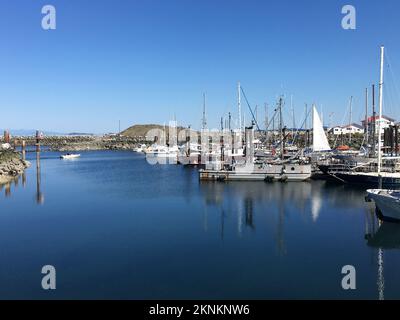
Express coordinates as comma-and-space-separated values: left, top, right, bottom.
3, 136, 147, 152
0, 150, 30, 185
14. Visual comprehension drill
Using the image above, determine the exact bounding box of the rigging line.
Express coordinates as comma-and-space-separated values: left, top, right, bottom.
385, 52, 400, 120
386, 64, 400, 119
263, 100, 285, 144
291, 108, 311, 145
265, 107, 279, 131
386, 51, 400, 101
384, 84, 394, 117
240, 86, 261, 131
333, 98, 352, 147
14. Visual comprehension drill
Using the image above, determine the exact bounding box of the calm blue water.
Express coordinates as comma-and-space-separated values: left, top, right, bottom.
0, 150, 399, 299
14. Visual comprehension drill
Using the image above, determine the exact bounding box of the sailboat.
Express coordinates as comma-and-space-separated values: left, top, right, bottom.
312, 105, 331, 153
320, 46, 400, 188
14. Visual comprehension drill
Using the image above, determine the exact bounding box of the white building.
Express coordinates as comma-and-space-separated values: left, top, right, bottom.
330, 123, 364, 135
361, 115, 395, 131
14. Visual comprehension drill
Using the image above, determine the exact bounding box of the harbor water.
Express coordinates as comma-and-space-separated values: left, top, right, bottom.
0, 150, 399, 299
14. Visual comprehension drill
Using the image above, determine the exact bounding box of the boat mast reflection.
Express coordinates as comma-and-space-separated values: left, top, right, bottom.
36, 151, 44, 204
364, 209, 400, 300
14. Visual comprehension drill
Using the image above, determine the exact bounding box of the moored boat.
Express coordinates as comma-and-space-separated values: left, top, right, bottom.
366, 189, 400, 222
60, 153, 81, 159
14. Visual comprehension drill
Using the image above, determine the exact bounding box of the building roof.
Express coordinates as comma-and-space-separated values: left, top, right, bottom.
344, 123, 363, 129
364, 115, 395, 123
332, 123, 363, 129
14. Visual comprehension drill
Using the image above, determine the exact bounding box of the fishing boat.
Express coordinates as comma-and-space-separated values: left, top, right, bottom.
60, 153, 81, 159
366, 189, 400, 222
199, 124, 312, 182
199, 161, 311, 182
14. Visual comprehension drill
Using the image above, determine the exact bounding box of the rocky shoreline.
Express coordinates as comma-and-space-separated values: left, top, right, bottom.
4, 136, 147, 152
0, 150, 31, 185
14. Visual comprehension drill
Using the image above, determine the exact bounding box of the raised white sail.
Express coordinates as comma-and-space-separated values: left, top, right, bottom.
312, 105, 331, 152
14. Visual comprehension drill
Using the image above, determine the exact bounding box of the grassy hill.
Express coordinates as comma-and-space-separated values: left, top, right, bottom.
121, 124, 191, 138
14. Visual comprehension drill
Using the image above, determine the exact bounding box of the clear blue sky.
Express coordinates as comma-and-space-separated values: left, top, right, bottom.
1, 0, 400, 133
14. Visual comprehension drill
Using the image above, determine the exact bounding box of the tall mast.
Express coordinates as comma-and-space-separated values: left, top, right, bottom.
265, 103, 268, 143
272, 110, 275, 144
305, 103, 308, 131
372, 84, 376, 156
305, 103, 308, 148
365, 88, 369, 147
279, 97, 284, 160
378, 45, 385, 175
238, 82, 242, 139
320, 104, 323, 126
202, 93, 207, 130
291, 95, 295, 137
349, 96, 353, 144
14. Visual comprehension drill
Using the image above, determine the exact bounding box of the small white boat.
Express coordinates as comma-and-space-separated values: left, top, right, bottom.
134, 144, 147, 153
60, 153, 81, 160
366, 189, 400, 222
145, 145, 179, 158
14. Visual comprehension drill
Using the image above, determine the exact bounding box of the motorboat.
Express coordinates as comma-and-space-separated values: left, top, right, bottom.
60, 153, 81, 159
366, 189, 400, 222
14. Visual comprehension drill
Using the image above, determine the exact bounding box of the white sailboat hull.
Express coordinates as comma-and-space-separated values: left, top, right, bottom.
367, 189, 400, 222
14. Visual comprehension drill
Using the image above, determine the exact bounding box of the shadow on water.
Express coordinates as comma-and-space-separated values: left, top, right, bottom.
1, 151, 44, 205
366, 221, 400, 249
